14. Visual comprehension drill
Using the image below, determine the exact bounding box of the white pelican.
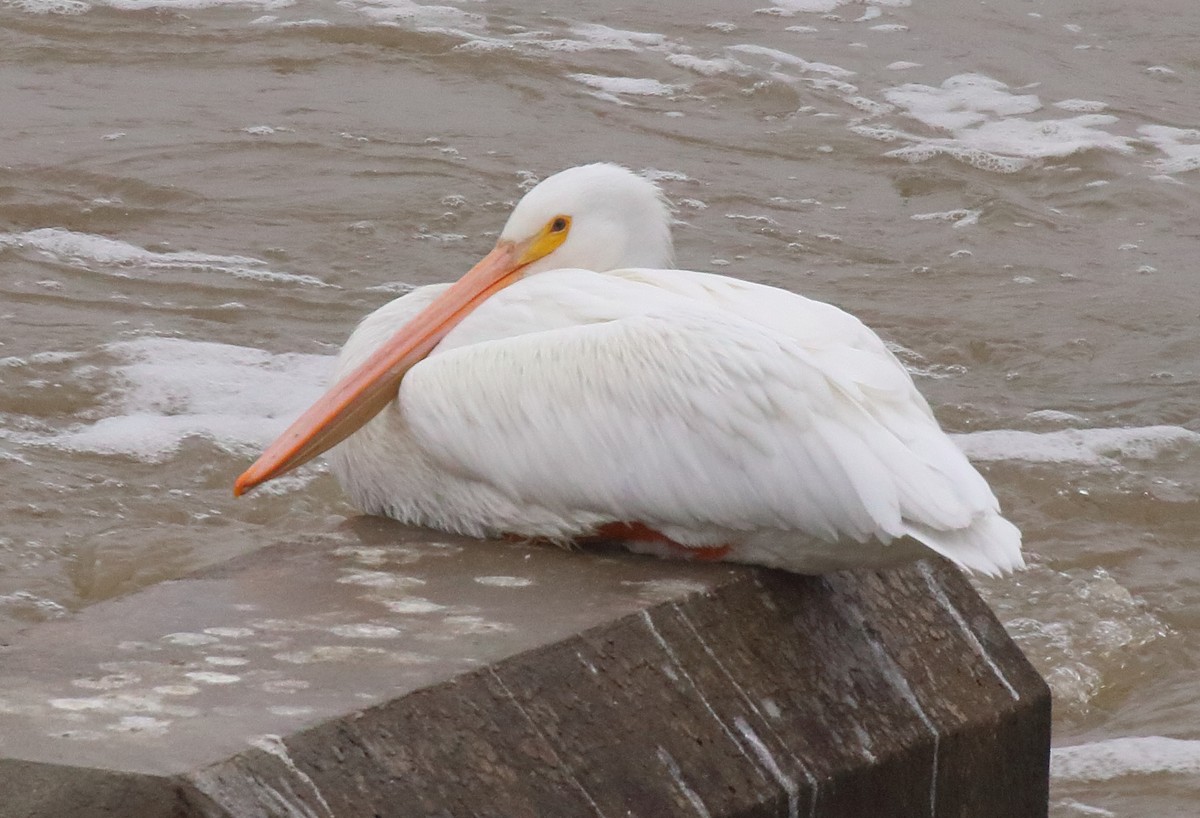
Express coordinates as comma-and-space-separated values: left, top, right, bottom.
236, 163, 1023, 576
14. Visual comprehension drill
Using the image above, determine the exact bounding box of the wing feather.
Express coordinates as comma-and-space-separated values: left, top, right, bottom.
396, 272, 986, 557
614, 268, 1021, 572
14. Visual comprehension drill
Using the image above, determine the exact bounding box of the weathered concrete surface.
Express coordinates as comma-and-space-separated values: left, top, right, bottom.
0, 519, 1049, 818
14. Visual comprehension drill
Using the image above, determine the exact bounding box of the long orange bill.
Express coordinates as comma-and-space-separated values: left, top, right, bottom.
233, 238, 528, 496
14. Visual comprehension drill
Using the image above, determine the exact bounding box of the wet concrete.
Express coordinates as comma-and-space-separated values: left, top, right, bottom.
0, 523, 1049, 817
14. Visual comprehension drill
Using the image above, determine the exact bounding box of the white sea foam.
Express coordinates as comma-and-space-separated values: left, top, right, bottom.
759, 0, 908, 14
0, 228, 331, 287
451, 20, 669, 55
341, 0, 484, 29
666, 53, 749, 78
6, 337, 330, 463
105, 0, 292, 8
5, 0, 90, 13
1052, 736, 1200, 781
10, 0, 294, 12
761, 0, 841, 12
872, 74, 1134, 172
569, 23, 668, 51
911, 208, 980, 228
726, 44, 855, 79
567, 73, 677, 97
1054, 99, 1108, 113
953, 425, 1200, 467
1138, 125, 1200, 175
990, 565, 1172, 717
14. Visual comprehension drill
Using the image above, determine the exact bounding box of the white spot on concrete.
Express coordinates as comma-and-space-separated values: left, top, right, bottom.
576, 651, 599, 675
162, 632, 220, 646
442, 615, 513, 635
203, 626, 255, 638
147, 684, 200, 699
337, 570, 427, 590
72, 673, 140, 690
852, 723, 879, 763
205, 655, 251, 667
379, 597, 446, 614
49, 697, 108, 712
735, 716, 799, 818
250, 618, 320, 633
268, 705, 316, 718
109, 715, 172, 735
473, 575, 535, 588
657, 747, 712, 817
332, 545, 389, 565
328, 623, 403, 639
252, 734, 335, 818
622, 579, 711, 602
273, 646, 432, 664
185, 671, 242, 685
48, 693, 164, 714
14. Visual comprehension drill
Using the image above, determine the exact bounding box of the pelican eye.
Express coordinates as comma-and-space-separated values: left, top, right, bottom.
549, 216, 569, 233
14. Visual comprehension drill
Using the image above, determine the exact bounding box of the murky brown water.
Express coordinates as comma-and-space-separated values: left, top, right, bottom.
2, 0, 1198, 813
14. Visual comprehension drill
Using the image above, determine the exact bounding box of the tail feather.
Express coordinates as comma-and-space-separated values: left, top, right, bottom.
903, 513, 1025, 577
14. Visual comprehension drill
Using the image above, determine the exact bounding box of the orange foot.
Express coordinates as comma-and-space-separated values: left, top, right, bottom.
591, 522, 732, 562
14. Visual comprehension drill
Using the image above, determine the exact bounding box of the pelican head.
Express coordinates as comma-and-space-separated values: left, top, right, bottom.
501, 163, 674, 275
234, 163, 674, 495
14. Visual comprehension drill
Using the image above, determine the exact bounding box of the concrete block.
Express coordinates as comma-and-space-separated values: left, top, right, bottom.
0, 523, 1049, 817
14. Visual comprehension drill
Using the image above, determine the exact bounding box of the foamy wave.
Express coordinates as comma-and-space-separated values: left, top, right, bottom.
453, 22, 670, 55
1052, 736, 1200, 781
863, 74, 1134, 172
954, 425, 1200, 466
1138, 124, 1200, 175
666, 53, 749, 78
342, 0, 484, 29
100, 0, 293, 8
758, 0, 910, 15
568, 73, 678, 98
0, 228, 332, 287
8, 0, 292, 11
3, 0, 90, 12
568, 23, 668, 51
6, 338, 331, 463
726, 44, 855, 79
992, 564, 1171, 717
